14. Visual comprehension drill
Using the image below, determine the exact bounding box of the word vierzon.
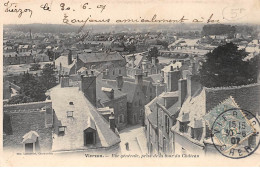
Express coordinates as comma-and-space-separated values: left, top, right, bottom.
63, 14, 192, 24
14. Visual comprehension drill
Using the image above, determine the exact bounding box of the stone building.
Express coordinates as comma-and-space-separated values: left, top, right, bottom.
171, 83, 260, 156
96, 79, 128, 130
103, 74, 156, 125
3, 52, 34, 65
125, 53, 162, 78
144, 66, 188, 155
77, 52, 127, 80
3, 73, 121, 154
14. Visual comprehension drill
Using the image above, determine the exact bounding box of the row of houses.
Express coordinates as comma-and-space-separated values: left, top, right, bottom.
144, 64, 260, 156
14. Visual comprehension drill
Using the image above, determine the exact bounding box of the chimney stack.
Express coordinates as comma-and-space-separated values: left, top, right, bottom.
167, 67, 181, 92
152, 57, 156, 65
116, 75, 124, 89
81, 71, 96, 106
131, 55, 135, 67
68, 50, 72, 65
60, 75, 70, 88
178, 79, 187, 107
187, 74, 201, 98
135, 74, 143, 85
109, 113, 116, 132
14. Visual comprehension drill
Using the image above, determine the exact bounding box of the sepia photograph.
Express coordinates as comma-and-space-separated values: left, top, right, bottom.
1, 0, 260, 167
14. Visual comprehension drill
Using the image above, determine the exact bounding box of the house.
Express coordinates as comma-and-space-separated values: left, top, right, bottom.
171, 83, 260, 156
3, 52, 34, 65
96, 79, 128, 130
55, 50, 77, 75
3, 101, 53, 153
103, 74, 153, 125
144, 66, 189, 155
50, 84, 121, 154
125, 53, 161, 78
77, 51, 127, 80
3, 72, 121, 154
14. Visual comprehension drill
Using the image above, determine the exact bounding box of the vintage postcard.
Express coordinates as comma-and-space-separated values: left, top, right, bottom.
1, 0, 260, 167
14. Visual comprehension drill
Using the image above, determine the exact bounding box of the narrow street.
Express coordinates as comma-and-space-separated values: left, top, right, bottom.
119, 124, 148, 154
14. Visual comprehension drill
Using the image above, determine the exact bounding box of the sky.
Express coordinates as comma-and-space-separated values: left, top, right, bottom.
2, 0, 260, 25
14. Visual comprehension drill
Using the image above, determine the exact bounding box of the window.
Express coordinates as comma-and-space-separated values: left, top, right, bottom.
67, 111, 73, 117
113, 70, 115, 75
69, 102, 74, 105
163, 137, 166, 153
191, 127, 203, 140
165, 115, 170, 134
205, 125, 211, 139
150, 87, 152, 93
58, 126, 66, 136
179, 122, 188, 133
150, 96, 153, 101
119, 69, 121, 74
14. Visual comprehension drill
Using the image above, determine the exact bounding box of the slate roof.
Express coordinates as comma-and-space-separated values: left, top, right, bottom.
176, 83, 260, 130
96, 80, 126, 104
103, 79, 140, 103
146, 92, 181, 128
78, 52, 124, 63
22, 131, 39, 143
50, 87, 121, 152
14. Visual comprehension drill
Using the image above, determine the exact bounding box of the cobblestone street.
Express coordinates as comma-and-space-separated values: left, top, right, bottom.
119, 124, 148, 154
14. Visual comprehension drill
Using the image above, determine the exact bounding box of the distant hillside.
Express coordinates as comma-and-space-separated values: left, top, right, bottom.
4, 23, 204, 34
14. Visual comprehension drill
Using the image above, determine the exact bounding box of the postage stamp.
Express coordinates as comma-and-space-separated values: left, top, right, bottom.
211, 108, 260, 159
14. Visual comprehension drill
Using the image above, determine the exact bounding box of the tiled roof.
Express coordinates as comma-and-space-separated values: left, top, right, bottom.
78, 52, 124, 63
50, 87, 120, 152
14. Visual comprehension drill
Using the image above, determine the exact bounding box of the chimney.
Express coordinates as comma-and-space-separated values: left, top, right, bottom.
60, 75, 70, 88
131, 55, 135, 67
187, 75, 201, 98
68, 50, 72, 65
152, 57, 156, 65
167, 66, 181, 92
116, 75, 123, 89
178, 79, 187, 107
189, 62, 196, 75
135, 74, 143, 85
109, 113, 116, 132
102, 87, 114, 99
81, 71, 96, 106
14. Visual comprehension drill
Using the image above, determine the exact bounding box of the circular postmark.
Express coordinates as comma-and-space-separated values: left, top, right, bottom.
211, 108, 260, 159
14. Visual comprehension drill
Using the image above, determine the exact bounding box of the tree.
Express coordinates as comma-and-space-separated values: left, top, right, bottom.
29, 63, 41, 71
40, 63, 57, 90
147, 47, 159, 63
199, 42, 258, 87
18, 72, 47, 102
7, 94, 33, 104
125, 44, 136, 53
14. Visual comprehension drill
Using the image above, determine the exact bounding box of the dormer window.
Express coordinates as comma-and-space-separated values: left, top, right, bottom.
69, 102, 74, 105
67, 111, 73, 117
179, 122, 189, 133
58, 126, 66, 136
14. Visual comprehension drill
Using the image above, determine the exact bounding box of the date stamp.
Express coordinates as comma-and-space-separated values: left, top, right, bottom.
211, 108, 260, 159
